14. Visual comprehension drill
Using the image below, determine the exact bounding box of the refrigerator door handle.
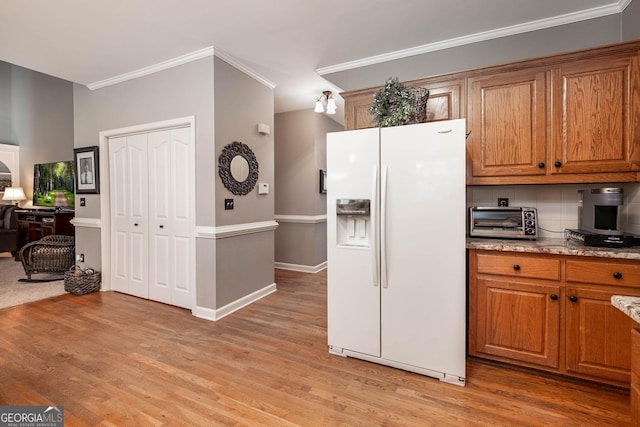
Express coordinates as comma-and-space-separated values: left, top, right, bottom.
371, 164, 379, 287
381, 164, 388, 288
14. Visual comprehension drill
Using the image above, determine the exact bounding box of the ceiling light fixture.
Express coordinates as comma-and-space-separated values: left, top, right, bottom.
315, 90, 336, 115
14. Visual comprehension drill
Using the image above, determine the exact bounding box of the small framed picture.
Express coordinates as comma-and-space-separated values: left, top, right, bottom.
74, 146, 100, 194
319, 169, 327, 194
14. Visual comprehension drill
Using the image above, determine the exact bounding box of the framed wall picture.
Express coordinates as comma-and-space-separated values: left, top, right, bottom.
319, 169, 327, 194
74, 146, 100, 194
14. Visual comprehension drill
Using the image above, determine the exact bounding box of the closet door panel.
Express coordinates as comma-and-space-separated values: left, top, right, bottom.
170, 127, 194, 309
109, 136, 129, 293
126, 134, 149, 299
148, 130, 172, 304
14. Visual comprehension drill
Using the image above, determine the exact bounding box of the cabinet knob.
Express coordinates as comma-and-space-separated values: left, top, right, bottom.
554, 161, 562, 167
538, 162, 545, 168
159, 225, 164, 229
569, 295, 578, 302
613, 272, 623, 279
550, 294, 558, 300
134, 223, 139, 227
513, 264, 521, 271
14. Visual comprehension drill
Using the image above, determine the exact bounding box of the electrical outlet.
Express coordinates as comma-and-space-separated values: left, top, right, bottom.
224, 199, 234, 210
498, 198, 509, 207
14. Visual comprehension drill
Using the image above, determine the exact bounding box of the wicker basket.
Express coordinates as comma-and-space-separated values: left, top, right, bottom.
64, 265, 101, 295
409, 87, 430, 124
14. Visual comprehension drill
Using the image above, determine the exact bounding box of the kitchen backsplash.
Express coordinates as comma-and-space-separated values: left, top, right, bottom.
467, 183, 640, 238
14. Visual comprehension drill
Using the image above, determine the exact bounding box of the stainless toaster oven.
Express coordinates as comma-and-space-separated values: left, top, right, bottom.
469, 206, 538, 240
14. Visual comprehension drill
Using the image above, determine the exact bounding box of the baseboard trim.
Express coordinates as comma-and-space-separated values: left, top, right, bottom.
275, 261, 327, 273
193, 282, 277, 321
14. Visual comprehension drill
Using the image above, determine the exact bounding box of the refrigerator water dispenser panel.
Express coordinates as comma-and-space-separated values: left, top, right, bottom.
336, 199, 370, 216
336, 199, 371, 247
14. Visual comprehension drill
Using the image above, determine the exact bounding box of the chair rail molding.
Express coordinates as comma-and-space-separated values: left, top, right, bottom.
274, 214, 327, 224
196, 220, 279, 239
70, 217, 102, 228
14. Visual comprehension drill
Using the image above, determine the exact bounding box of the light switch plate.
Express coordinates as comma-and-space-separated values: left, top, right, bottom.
258, 183, 269, 194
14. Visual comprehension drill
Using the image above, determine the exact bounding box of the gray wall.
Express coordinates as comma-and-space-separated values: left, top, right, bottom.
0, 62, 12, 143
324, 14, 623, 92
213, 56, 276, 307
623, 0, 640, 41
274, 110, 342, 269
0, 62, 74, 195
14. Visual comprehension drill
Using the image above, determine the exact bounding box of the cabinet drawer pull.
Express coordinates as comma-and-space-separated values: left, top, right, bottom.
554, 161, 562, 167
613, 272, 623, 279
569, 295, 578, 302
550, 294, 558, 300
513, 264, 521, 271
537, 162, 545, 168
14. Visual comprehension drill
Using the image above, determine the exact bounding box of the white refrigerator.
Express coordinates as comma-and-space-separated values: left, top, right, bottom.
326, 119, 466, 386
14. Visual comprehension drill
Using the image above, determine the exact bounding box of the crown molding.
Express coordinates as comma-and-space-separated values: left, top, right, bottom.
214, 49, 277, 89
87, 47, 215, 90
317, 1, 629, 75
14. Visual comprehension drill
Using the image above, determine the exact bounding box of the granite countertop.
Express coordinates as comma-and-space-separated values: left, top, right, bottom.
611, 295, 640, 323
466, 237, 640, 260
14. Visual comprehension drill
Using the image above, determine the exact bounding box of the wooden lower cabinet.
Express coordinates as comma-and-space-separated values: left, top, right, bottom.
475, 278, 560, 368
632, 328, 640, 425
469, 249, 640, 388
565, 286, 636, 384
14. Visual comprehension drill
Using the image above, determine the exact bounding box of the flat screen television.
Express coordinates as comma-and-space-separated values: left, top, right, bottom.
33, 161, 75, 209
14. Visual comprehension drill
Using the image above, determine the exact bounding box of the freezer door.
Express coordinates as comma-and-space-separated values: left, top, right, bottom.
379, 120, 467, 379
327, 127, 381, 357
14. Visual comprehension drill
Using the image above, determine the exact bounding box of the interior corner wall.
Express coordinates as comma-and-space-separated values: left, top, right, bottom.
622, 1, 640, 41
213, 56, 275, 308
6, 63, 74, 199
274, 110, 342, 270
323, 14, 622, 92
0, 62, 12, 144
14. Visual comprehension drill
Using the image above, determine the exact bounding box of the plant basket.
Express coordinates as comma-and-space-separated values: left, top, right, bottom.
64, 265, 101, 295
410, 88, 430, 124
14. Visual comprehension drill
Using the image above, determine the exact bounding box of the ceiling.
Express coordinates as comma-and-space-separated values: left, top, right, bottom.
0, 0, 630, 123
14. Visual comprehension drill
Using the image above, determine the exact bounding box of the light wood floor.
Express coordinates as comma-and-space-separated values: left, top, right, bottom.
0, 269, 630, 426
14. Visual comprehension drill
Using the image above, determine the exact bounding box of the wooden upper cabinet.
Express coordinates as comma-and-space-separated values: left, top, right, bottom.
551, 55, 640, 174
342, 78, 464, 131
340, 40, 640, 184
468, 69, 547, 177
344, 91, 376, 130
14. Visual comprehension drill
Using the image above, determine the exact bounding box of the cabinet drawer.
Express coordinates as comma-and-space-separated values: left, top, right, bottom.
476, 253, 561, 280
566, 260, 640, 287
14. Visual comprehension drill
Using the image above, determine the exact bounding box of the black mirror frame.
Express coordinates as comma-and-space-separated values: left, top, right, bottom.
218, 141, 259, 196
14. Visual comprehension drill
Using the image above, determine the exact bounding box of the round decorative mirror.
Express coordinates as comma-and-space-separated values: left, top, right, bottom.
218, 141, 259, 196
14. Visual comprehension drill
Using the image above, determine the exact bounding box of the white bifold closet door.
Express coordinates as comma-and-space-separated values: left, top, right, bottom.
109, 127, 194, 309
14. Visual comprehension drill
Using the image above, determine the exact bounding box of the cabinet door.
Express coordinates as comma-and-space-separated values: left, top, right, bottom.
344, 92, 376, 130
565, 286, 637, 385
551, 55, 640, 174
475, 278, 560, 368
469, 69, 547, 177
